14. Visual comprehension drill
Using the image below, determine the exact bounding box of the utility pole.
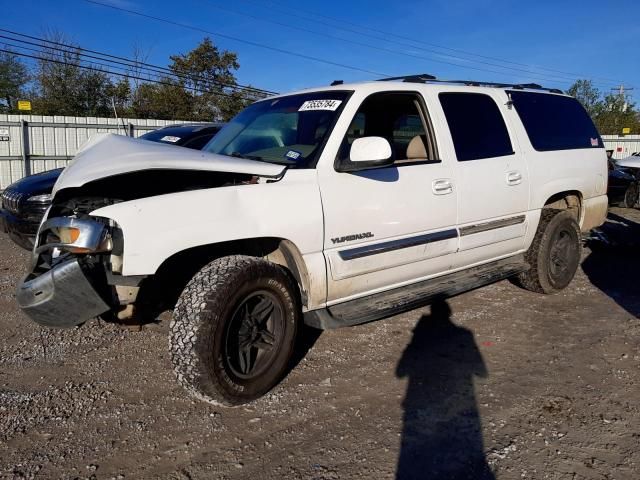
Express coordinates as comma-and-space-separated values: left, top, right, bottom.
611, 84, 634, 112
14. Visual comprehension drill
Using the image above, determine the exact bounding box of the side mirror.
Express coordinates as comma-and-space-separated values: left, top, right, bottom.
337, 136, 394, 172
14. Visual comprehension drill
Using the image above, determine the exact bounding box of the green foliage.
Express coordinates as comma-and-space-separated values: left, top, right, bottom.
567, 79, 640, 135
8, 35, 257, 121
167, 37, 257, 121
0, 50, 29, 112
567, 79, 601, 117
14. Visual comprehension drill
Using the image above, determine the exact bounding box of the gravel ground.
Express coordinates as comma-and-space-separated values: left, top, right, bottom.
1, 208, 639, 480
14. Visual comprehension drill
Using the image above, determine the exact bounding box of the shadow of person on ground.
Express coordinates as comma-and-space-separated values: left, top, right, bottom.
395, 300, 495, 480
583, 211, 640, 318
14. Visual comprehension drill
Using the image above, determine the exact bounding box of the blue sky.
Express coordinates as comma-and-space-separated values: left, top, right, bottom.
3, 0, 639, 100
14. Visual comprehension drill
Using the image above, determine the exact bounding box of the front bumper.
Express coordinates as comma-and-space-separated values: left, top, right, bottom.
0, 208, 37, 250
16, 258, 110, 328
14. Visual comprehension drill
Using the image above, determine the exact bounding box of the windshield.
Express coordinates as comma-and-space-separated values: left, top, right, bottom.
204, 91, 351, 167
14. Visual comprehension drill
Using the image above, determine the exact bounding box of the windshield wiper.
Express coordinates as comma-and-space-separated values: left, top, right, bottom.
230, 151, 264, 161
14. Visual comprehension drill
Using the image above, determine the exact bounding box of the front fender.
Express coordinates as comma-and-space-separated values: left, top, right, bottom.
90, 170, 326, 306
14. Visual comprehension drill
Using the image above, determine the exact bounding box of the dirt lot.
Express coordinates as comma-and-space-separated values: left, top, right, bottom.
1, 209, 640, 480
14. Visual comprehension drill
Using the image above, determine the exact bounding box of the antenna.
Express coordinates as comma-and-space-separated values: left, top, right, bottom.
111, 97, 129, 136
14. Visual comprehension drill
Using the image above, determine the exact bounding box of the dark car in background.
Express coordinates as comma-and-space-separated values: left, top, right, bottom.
606, 149, 639, 208
0, 123, 224, 250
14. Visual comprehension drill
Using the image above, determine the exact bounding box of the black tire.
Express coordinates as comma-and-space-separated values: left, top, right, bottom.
623, 182, 638, 209
169, 255, 299, 406
515, 209, 582, 294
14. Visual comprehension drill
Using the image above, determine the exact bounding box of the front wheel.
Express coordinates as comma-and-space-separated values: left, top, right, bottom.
169, 255, 299, 406
623, 182, 638, 209
515, 209, 582, 294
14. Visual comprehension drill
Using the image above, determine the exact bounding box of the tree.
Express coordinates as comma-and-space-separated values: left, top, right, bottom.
595, 93, 640, 135
168, 37, 250, 121
568, 79, 640, 135
567, 79, 601, 118
33, 31, 123, 117
0, 49, 29, 112
130, 80, 193, 119
32, 31, 85, 115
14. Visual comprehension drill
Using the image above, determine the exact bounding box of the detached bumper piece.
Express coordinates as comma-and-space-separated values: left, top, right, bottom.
17, 258, 110, 328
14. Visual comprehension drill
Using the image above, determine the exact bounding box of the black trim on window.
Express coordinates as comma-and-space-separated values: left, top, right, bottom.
334, 91, 441, 172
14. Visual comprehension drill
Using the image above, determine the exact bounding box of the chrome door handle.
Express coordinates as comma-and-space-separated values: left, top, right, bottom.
432, 179, 453, 195
506, 171, 522, 186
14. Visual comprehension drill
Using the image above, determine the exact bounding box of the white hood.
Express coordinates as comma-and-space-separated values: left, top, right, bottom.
53, 133, 286, 195
616, 155, 640, 169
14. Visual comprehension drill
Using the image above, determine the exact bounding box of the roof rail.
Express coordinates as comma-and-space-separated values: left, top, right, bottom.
378, 74, 437, 83
377, 74, 564, 94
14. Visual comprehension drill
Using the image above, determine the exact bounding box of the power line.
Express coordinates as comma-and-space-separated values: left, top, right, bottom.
204, 1, 596, 88
249, 0, 629, 87
0, 29, 277, 96
0, 48, 264, 102
79, 0, 390, 77
1, 39, 230, 96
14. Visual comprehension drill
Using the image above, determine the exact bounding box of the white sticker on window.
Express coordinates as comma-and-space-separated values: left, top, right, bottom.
298, 99, 342, 112
161, 135, 181, 143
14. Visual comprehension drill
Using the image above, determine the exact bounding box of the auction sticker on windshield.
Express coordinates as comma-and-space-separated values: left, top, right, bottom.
298, 100, 342, 111
160, 136, 181, 143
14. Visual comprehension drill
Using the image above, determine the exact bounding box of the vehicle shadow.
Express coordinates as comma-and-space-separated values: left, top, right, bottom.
582, 211, 640, 318
395, 300, 495, 480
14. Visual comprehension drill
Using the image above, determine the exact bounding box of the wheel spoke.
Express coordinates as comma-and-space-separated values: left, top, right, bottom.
556, 235, 570, 253
238, 346, 253, 374
251, 298, 274, 325
253, 329, 276, 351
225, 291, 284, 379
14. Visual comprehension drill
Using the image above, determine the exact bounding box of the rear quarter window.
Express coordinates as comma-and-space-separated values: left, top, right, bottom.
508, 91, 603, 151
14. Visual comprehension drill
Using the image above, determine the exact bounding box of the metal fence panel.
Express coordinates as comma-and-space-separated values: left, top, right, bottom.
602, 135, 640, 159
0, 114, 195, 189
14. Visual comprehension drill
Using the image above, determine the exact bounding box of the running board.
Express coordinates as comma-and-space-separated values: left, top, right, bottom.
304, 255, 528, 329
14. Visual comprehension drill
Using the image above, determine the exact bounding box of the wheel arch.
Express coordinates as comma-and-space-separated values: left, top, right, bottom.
137, 237, 315, 317
543, 190, 583, 222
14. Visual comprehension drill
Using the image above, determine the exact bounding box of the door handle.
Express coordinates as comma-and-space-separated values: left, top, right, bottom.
506, 171, 523, 186
432, 179, 453, 195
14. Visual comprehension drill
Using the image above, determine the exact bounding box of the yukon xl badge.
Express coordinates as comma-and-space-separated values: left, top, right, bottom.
331, 232, 374, 244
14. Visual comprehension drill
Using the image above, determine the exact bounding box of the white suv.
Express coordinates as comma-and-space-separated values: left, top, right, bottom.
17, 75, 608, 405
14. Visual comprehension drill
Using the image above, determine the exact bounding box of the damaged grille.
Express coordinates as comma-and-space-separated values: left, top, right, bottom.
1, 189, 25, 215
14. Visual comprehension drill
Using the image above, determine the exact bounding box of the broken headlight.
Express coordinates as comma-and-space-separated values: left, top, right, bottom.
35, 217, 113, 255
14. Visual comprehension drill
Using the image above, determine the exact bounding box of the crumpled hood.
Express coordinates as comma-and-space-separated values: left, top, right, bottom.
52, 133, 286, 195
616, 156, 640, 169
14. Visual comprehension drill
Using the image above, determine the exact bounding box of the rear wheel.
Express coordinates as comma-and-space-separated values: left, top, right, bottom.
515, 209, 582, 294
169, 255, 299, 406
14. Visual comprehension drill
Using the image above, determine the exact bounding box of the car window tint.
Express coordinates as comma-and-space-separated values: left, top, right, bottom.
182, 134, 215, 150
508, 91, 603, 151
439, 92, 514, 161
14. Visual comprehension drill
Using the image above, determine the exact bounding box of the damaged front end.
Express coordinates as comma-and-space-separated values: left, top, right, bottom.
16, 134, 289, 328
16, 201, 133, 328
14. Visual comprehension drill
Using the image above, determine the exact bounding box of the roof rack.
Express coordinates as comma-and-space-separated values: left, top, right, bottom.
375, 74, 564, 94
378, 73, 436, 83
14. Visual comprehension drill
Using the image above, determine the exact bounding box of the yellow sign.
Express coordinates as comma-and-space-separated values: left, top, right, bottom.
622, 127, 631, 135
17, 100, 31, 111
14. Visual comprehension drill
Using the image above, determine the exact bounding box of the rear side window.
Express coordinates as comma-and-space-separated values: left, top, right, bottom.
439, 93, 514, 161
508, 91, 603, 151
